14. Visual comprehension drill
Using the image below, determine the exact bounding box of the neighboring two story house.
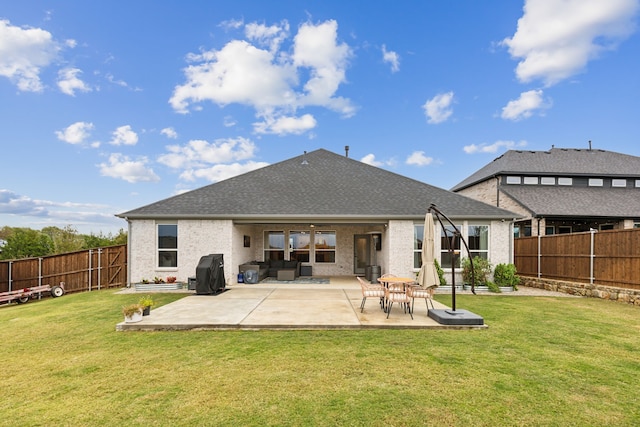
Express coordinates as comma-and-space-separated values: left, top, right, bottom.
117, 149, 518, 285
451, 147, 640, 236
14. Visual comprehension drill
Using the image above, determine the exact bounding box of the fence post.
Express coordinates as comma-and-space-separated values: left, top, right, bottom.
88, 249, 92, 292
537, 234, 542, 278
589, 228, 596, 285
97, 248, 102, 290
8, 261, 12, 292
38, 257, 43, 287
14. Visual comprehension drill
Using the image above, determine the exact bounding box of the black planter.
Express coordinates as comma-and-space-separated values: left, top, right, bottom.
142, 306, 151, 316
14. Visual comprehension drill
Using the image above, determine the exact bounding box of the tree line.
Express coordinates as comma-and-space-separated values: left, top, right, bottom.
0, 225, 127, 260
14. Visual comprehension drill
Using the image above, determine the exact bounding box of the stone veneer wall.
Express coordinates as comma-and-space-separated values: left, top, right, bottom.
521, 277, 640, 306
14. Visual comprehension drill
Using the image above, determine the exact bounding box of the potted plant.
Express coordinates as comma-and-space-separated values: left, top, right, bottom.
122, 304, 144, 323
493, 263, 520, 292
138, 295, 155, 316
461, 256, 492, 290
153, 276, 165, 284
166, 276, 177, 283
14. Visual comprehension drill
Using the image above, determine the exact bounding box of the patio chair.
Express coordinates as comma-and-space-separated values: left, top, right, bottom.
384, 285, 413, 319
406, 283, 436, 315
357, 276, 385, 313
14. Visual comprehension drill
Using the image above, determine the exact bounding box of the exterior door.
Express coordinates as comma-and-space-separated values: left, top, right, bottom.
354, 235, 370, 275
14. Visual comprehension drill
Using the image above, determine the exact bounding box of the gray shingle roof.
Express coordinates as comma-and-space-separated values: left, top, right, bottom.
452, 148, 640, 191
118, 149, 518, 220
501, 186, 640, 218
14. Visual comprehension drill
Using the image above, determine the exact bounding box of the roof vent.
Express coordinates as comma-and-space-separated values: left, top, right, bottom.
301, 151, 309, 165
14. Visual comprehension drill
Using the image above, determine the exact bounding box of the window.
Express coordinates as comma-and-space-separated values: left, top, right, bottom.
157, 224, 177, 268
289, 231, 310, 262
468, 225, 489, 260
314, 231, 336, 263
611, 179, 627, 187
264, 231, 285, 261
589, 178, 603, 187
523, 177, 538, 185
414, 224, 424, 269
600, 224, 614, 231
440, 225, 461, 269
634, 222, 640, 229
545, 226, 555, 235
636, 180, 640, 188
558, 177, 573, 186
541, 177, 555, 185
558, 226, 572, 234
506, 176, 521, 184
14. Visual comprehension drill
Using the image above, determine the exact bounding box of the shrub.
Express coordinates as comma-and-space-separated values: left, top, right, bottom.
434, 259, 447, 286
461, 256, 492, 286
486, 281, 501, 293
493, 263, 521, 290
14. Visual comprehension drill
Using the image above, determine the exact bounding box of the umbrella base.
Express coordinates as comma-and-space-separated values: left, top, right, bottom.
428, 309, 484, 325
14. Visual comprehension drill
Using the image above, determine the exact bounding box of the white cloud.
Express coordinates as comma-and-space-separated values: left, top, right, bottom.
98, 153, 159, 183
406, 151, 433, 166
55, 121, 94, 144
501, 89, 550, 121
0, 19, 60, 92
360, 154, 383, 167
109, 125, 138, 146
293, 20, 354, 115
0, 189, 47, 216
169, 19, 355, 133
161, 127, 178, 139
219, 18, 244, 31
0, 189, 113, 227
382, 44, 400, 72
253, 113, 317, 135
157, 137, 258, 170
423, 91, 454, 124
223, 116, 237, 127
245, 20, 290, 53
463, 140, 527, 154
179, 161, 269, 183
57, 67, 91, 96
502, 0, 639, 86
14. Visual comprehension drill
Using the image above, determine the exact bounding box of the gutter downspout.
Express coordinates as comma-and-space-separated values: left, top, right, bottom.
126, 217, 132, 288
495, 176, 500, 207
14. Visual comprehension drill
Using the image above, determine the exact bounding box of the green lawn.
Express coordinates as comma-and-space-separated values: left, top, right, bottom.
1, 290, 638, 426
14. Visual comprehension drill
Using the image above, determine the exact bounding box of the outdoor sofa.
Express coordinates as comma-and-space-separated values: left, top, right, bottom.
239, 260, 301, 282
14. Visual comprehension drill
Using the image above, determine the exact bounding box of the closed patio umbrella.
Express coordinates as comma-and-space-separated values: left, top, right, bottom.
417, 212, 439, 289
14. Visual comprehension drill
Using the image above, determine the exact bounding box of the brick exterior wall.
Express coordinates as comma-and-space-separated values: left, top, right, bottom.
128, 219, 514, 286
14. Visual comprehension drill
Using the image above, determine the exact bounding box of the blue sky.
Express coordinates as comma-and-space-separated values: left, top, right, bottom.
1, 0, 639, 234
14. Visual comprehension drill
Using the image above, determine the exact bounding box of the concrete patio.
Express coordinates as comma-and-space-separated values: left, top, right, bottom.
116, 276, 488, 331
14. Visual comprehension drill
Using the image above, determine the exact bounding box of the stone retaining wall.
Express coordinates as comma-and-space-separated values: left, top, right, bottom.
521, 277, 640, 306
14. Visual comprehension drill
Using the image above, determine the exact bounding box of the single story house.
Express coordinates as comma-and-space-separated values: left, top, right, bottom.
451, 147, 640, 236
117, 149, 519, 285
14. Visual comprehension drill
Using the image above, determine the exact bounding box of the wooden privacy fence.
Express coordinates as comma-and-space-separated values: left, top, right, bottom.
0, 245, 127, 294
514, 228, 640, 290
